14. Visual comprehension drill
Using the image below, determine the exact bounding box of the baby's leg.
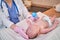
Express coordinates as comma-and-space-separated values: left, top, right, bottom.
40, 20, 59, 34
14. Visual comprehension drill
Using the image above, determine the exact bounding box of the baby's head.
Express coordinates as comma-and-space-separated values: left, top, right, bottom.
26, 25, 40, 39
26, 19, 40, 39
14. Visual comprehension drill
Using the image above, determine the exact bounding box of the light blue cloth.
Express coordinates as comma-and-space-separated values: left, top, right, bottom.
5, 0, 19, 24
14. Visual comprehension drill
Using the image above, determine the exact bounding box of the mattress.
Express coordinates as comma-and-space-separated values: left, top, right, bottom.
0, 12, 60, 40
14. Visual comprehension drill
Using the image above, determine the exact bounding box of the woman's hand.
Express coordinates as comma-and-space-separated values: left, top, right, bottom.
10, 24, 17, 29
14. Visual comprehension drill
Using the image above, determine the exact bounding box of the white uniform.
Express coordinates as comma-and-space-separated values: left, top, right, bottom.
1, 0, 31, 28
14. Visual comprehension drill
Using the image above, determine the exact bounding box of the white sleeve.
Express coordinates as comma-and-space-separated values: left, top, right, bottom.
1, 2, 14, 28
19, 0, 31, 18
1, 12, 14, 28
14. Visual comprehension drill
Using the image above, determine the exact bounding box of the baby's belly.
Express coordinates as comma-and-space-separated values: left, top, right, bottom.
38, 20, 49, 28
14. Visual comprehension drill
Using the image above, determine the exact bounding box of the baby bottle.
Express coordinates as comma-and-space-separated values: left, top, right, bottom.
31, 12, 39, 21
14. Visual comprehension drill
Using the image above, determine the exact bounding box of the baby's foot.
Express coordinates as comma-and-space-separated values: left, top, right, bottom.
50, 15, 56, 22
53, 20, 59, 27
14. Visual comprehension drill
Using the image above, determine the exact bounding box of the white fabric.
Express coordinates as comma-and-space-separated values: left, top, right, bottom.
0, 9, 3, 28
0, 28, 26, 40
1, 0, 31, 28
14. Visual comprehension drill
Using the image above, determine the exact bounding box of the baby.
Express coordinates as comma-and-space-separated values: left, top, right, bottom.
26, 15, 59, 39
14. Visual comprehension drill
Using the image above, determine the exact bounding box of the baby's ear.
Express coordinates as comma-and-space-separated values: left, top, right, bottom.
26, 19, 32, 26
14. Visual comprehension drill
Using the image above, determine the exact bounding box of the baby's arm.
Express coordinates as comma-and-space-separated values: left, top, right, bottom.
11, 24, 28, 39
40, 20, 59, 34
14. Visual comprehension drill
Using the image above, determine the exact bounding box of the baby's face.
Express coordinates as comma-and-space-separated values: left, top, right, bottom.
26, 23, 40, 39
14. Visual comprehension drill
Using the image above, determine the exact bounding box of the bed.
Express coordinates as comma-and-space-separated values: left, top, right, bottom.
0, 12, 60, 40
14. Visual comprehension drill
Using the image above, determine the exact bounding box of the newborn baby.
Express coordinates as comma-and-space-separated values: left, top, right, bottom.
26, 15, 59, 39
